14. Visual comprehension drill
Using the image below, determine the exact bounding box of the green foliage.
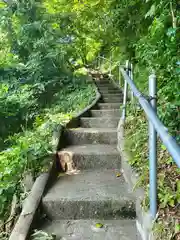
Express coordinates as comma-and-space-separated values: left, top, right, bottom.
125, 106, 180, 240
0, 80, 95, 221
0, 0, 97, 228
0, 0, 101, 148
31, 230, 56, 240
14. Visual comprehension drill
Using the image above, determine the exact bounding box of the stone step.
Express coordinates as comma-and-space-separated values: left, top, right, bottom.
98, 85, 119, 91
102, 96, 123, 101
40, 219, 139, 240
95, 81, 110, 85
102, 97, 123, 103
99, 87, 121, 91
102, 93, 122, 98
97, 85, 119, 89
64, 128, 117, 145
96, 84, 113, 89
91, 109, 120, 118
42, 170, 136, 220
100, 91, 122, 96
102, 96, 123, 102
99, 90, 122, 95
96, 82, 114, 86
81, 117, 119, 128
98, 103, 121, 109
58, 144, 121, 170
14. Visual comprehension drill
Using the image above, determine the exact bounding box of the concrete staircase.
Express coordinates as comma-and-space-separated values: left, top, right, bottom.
41, 76, 138, 239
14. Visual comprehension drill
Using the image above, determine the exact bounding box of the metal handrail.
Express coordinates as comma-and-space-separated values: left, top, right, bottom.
97, 56, 121, 67
121, 62, 180, 219
95, 57, 180, 219
98, 56, 112, 63
121, 68, 180, 166
96, 56, 123, 85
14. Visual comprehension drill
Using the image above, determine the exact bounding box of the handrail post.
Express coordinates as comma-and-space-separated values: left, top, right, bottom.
122, 60, 129, 122
119, 64, 121, 87
102, 56, 104, 70
149, 73, 157, 219
110, 54, 112, 76
98, 56, 101, 69
130, 63, 134, 103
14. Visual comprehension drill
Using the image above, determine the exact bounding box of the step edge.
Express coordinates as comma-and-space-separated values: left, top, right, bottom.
81, 117, 120, 119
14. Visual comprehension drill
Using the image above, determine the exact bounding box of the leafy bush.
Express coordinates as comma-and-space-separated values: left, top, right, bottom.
0, 80, 95, 222
124, 108, 180, 240
0, 1, 99, 230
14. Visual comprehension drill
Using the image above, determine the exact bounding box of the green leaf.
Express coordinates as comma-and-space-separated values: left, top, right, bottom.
167, 28, 176, 37
175, 223, 180, 234
95, 223, 104, 228
145, 5, 156, 18
161, 144, 166, 150
168, 199, 175, 207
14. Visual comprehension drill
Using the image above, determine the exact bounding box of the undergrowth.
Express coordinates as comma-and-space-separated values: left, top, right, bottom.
0, 77, 96, 238
30, 230, 56, 240
124, 105, 180, 240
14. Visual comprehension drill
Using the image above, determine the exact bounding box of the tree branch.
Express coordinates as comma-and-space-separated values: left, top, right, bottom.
170, 1, 177, 28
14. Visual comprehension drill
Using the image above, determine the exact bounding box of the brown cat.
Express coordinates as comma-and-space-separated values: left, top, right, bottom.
57, 151, 79, 175
87, 69, 103, 81
91, 73, 103, 81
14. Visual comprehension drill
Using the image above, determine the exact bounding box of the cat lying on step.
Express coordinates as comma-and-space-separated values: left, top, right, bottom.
57, 151, 80, 175
91, 73, 103, 81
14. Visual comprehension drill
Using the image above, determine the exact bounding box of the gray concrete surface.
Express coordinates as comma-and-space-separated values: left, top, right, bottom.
96, 84, 117, 88
65, 128, 118, 145
42, 170, 135, 220
102, 98, 123, 103
40, 219, 139, 240
98, 103, 120, 109
99, 90, 122, 95
60, 144, 121, 170
40, 77, 138, 239
91, 109, 120, 117
99, 88, 122, 92
103, 97, 123, 103
80, 117, 119, 128
102, 93, 122, 98
98, 87, 120, 91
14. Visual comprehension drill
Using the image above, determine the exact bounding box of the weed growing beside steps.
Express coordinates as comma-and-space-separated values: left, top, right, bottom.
0, 80, 96, 239
31, 230, 56, 240
124, 106, 180, 240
